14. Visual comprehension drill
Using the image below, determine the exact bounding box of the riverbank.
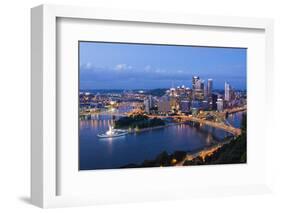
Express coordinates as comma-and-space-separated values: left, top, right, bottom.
120, 133, 245, 169
124, 123, 235, 161
176, 138, 232, 166
80, 112, 246, 170
120, 113, 246, 168
120, 122, 237, 166
127, 122, 182, 134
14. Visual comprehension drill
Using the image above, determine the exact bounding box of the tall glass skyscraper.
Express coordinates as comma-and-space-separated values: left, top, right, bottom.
207, 79, 213, 97
225, 82, 231, 101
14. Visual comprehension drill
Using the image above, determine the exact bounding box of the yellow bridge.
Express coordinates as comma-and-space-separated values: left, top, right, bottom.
80, 106, 246, 136
147, 115, 242, 136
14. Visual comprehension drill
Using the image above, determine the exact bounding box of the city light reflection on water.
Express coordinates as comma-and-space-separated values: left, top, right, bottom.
79, 112, 243, 170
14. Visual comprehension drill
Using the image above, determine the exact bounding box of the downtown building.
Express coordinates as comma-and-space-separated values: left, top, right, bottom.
180, 100, 191, 113
157, 95, 171, 114
192, 76, 205, 100
224, 82, 235, 107
225, 82, 235, 102
207, 79, 213, 97
144, 95, 154, 113
216, 98, 224, 112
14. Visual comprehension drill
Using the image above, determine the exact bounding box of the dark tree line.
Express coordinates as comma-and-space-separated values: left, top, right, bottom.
114, 114, 165, 129
184, 113, 247, 165
121, 113, 247, 168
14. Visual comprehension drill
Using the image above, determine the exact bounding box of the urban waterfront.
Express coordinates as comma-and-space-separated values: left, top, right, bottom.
79, 111, 244, 170
79, 42, 247, 170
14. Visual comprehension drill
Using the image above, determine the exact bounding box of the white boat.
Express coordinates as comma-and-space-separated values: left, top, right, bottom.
97, 125, 128, 138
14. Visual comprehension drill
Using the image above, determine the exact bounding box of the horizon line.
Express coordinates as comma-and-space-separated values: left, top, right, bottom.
79, 88, 247, 91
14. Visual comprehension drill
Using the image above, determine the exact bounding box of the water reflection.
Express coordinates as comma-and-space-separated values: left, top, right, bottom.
79, 112, 243, 170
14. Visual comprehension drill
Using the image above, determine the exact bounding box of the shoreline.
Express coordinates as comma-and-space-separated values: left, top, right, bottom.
176, 138, 233, 166
119, 137, 234, 169
126, 122, 182, 134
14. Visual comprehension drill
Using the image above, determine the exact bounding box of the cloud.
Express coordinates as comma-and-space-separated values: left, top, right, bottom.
155, 68, 166, 73
80, 62, 221, 89
79, 64, 246, 90
114, 64, 133, 71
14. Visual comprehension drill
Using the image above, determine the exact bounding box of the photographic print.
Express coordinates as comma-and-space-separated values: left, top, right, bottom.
79, 42, 247, 170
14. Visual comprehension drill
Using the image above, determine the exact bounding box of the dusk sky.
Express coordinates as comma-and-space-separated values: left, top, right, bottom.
79, 42, 246, 90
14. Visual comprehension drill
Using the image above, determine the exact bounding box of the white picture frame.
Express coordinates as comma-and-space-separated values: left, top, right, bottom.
31, 4, 274, 208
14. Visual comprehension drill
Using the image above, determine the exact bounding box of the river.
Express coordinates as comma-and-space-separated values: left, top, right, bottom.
79, 112, 244, 170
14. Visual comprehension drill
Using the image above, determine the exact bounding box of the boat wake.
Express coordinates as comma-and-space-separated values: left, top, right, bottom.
97, 125, 128, 138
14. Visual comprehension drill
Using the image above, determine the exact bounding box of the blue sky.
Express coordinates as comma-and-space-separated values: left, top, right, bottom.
79, 42, 246, 90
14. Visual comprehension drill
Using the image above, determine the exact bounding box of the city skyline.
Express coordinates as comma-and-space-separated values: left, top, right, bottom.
79, 42, 247, 90
79, 42, 247, 170
79, 79, 244, 92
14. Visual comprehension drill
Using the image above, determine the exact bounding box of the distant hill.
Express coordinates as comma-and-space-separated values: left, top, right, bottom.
80, 88, 168, 96
144, 88, 167, 97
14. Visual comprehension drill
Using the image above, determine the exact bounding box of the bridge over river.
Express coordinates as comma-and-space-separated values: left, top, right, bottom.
80, 111, 127, 117
147, 115, 242, 136
80, 106, 245, 136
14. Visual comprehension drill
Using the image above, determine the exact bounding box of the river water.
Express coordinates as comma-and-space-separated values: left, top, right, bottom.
79, 112, 244, 170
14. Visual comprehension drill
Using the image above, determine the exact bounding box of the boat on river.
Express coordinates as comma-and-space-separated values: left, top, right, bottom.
97, 125, 128, 138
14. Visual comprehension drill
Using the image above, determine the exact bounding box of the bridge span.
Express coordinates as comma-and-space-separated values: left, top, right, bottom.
148, 115, 242, 136
224, 106, 247, 114
80, 111, 127, 117
80, 107, 244, 136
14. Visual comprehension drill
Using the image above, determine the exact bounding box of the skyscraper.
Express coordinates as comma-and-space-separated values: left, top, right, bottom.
180, 100, 191, 112
194, 78, 203, 90
216, 98, 224, 112
192, 76, 200, 90
148, 95, 154, 108
225, 82, 231, 101
193, 76, 204, 100
144, 99, 150, 113
158, 95, 170, 113
144, 95, 154, 113
207, 79, 213, 97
